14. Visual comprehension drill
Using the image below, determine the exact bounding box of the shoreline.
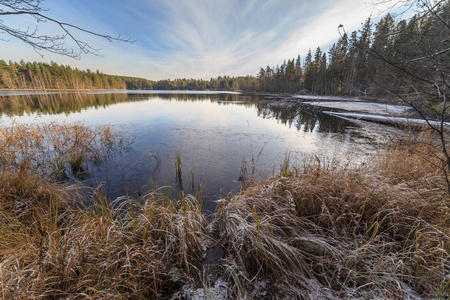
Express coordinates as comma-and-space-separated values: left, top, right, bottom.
0, 88, 127, 92
256, 93, 440, 127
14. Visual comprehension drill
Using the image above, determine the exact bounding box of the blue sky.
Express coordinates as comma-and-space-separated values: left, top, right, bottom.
0, 0, 407, 80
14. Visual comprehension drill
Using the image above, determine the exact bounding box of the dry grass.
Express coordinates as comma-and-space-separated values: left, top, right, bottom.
213, 137, 450, 299
0, 121, 210, 299
0, 173, 210, 299
0, 121, 131, 178
0, 121, 448, 299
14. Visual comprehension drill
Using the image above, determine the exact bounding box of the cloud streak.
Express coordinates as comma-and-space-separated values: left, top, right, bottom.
0, 0, 388, 80
126, 0, 378, 79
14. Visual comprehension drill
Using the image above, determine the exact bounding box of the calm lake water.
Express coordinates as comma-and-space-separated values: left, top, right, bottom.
0, 91, 395, 213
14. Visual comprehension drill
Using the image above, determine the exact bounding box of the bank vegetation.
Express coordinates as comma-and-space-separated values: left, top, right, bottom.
0, 121, 448, 299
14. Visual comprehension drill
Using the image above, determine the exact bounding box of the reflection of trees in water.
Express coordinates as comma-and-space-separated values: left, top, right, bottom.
0, 93, 136, 116
155, 93, 259, 107
0, 92, 259, 116
257, 102, 350, 133
0, 92, 350, 133
257, 103, 298, 129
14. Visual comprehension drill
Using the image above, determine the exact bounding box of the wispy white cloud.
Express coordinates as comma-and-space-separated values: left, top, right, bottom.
126, 0, 376, 79
0, 0, 396, 80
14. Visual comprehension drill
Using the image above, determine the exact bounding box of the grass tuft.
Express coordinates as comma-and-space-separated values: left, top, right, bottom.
0, 176, 210, 298
213, 137, 450, 298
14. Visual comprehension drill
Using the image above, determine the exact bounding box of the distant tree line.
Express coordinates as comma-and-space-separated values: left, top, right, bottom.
0, 60, 136, 90
0, 59, 259, 91
153, 76, 258, 91
1, 1, 447, 97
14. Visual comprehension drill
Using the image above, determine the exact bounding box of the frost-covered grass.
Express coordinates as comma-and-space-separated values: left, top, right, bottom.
0, 172, 209, 299
213, 137, 450, 299
0, 122, 210, 299
0, 123, 448, 299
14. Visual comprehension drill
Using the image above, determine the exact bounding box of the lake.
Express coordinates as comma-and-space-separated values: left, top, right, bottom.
0, 91, 395, 213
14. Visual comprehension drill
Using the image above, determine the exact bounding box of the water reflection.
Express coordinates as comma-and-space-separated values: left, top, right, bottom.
0, 91, 350, 135
0, 91, 390, 213
0, 92, 254, 117
257, 102, 351, 133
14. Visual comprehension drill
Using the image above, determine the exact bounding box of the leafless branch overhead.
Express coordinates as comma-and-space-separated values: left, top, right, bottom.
0, 0, 134, 58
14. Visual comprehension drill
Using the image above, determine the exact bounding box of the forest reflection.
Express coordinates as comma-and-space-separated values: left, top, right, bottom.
0, 92, 256, 116
257, 101, 350, 133
0, 92, 350, 133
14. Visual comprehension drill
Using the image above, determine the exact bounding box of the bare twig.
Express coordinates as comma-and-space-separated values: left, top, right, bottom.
0, 0, 134, 58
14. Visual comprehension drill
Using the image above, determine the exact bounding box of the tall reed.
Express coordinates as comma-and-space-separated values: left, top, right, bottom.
0, 121, 131, 178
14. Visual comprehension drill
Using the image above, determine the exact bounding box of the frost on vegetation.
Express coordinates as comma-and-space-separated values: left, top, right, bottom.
249, 280, 268, 298
0, 118, 449, 299
169, 267, 184, 283
210, 143, 450, 299
171, 279, 227, 300
0, 121, 133, 178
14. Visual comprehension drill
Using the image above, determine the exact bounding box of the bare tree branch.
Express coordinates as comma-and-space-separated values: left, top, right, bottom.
0, 0, 134, 59
370, 0, 450, 192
